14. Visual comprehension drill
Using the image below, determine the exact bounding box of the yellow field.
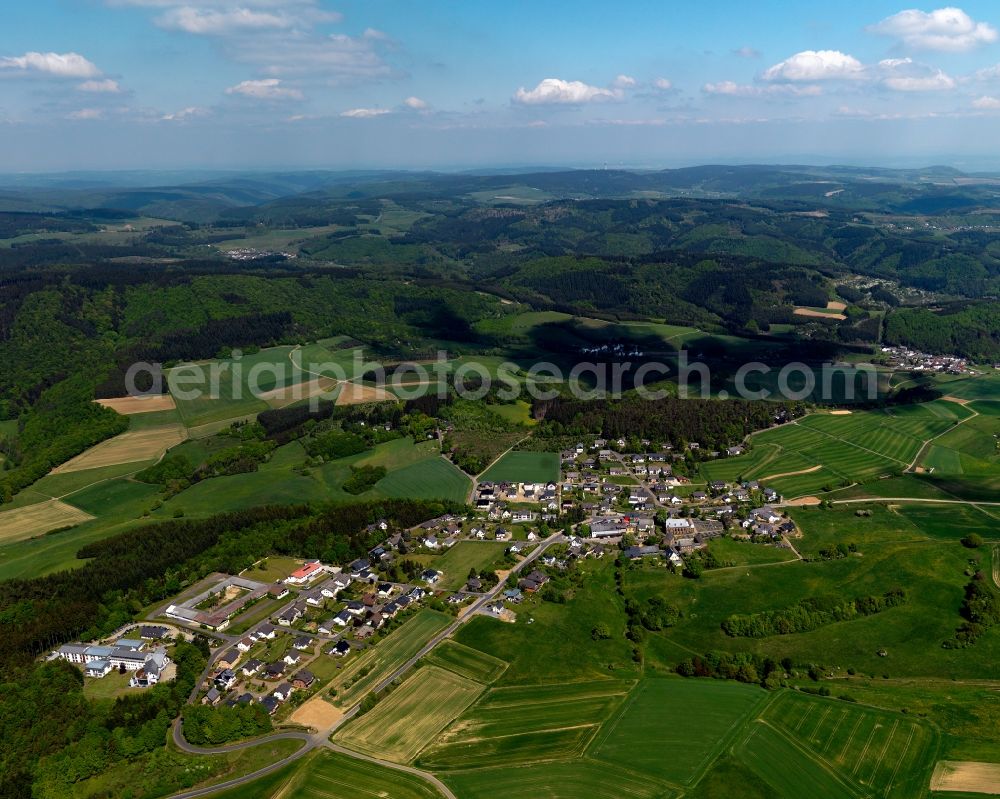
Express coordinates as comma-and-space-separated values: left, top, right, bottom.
95, 394, 177, 414
931, 761, 1000, 794
51, 425, 187, 473
794, 307, 847, 320
0, 500, 94, 543
288, 695, 344, 731
336, 382, 395, 405
336, 665, 484, 763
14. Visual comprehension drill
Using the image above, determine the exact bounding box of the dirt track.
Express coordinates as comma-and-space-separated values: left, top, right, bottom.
96, 395, 177, 414
760, 464, 822, 482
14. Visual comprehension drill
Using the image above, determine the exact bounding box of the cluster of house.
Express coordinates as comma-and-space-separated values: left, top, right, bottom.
474, 483, 560, 522
739, 506, 797, 540
880, 346, 972, 375
54, 626, 172, 687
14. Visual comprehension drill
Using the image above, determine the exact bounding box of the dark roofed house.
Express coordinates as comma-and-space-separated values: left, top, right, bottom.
260, 695, 279, 715
264, 662, 284, 680
292, 669, 315, 689
139, 625, 168, 640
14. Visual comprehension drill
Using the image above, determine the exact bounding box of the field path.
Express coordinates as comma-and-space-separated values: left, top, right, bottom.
760, 464, 822, 482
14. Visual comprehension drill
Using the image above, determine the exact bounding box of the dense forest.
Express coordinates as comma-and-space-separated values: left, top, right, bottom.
531, 396, 805, 449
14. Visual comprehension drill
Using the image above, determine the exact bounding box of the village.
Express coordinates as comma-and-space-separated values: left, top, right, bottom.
50, 435, 799, 720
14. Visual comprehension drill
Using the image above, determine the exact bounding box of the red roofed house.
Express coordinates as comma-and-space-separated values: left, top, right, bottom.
284, 561, 328, 585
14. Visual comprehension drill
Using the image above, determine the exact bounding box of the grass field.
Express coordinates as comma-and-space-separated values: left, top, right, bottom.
328, 610, 453, 709
423, 640, 508, 683
442, 760, 676, 799
479, 450, 559, 482
627, 504, 1000, 681
335, 666, 484, 763
590, 678, 769, 786
417, 679, 633, 770
411, 542, 508, 591
374, 456, 472, 504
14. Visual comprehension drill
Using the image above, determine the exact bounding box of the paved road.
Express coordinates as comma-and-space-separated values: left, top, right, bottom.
166, 533, 564, 798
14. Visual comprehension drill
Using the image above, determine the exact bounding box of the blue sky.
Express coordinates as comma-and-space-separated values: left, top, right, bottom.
5, 2, 1000, 170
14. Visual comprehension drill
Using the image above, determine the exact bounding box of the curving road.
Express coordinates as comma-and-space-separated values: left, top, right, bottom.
166, 532, 564, 798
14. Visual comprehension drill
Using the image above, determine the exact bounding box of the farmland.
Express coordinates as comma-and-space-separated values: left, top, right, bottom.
417, 679, 633, 770
423, 641, 508, 684
328, 610, 453, 709
50, 424, 187, 473
703, 406, 966, 498
335, 666, 484, 763
0, 499, 94, 543
590, 678, 769, 786
479, 451, 559, 483
442, 760, 675, 799
205, 750, 448, 799
743, 690, 938, 799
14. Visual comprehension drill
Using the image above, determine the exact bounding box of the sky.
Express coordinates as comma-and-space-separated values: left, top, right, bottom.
6, 2, 1000, 171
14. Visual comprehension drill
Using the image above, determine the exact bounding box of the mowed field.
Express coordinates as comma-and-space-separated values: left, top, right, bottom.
590, 678, 769, 787
328, 610, 452, 709
480, 451, 559, 483
736, 690, 938, 799
417, 679, 633, 770
335, 666, 484, 763
0, 499, 94, 543
50, 424, 187, 473
705, 405, 963, 497
423, 640, 508, 683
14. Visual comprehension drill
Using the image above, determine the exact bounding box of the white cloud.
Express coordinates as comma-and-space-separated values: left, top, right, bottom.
612, 74, 637, 89
156, 7, 298, 34
513, 78, 620, 105
703, 81, 822, 97
161, 105, 208, 121
652, 77, 673, 91
869, 7, 997, 52
878, 58, 956, 91
67, 108, 103, 120
973, 95, 1000, 109
403, 96, 428, 109
340, 107, 390, 118
0, 51, 101, 79
733, 46, 761, 59
762, 50, 865, 82
225, 78, 303, 99
78, 78, 121, 93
